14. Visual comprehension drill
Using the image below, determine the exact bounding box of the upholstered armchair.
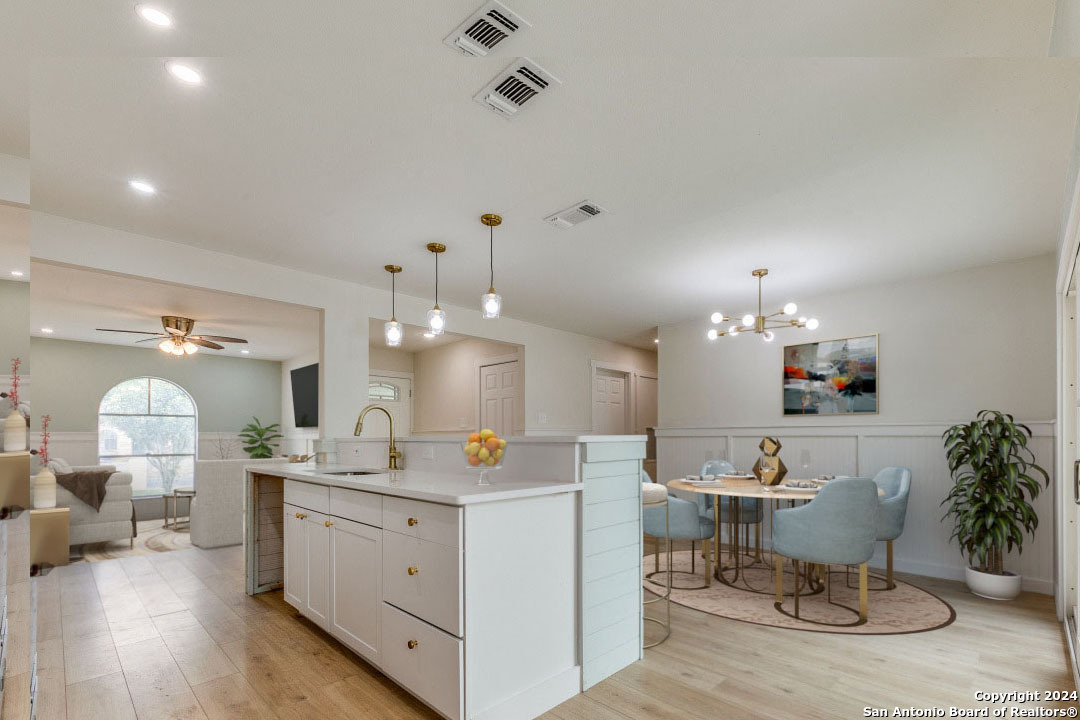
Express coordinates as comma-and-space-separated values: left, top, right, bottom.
642, 469, 716, 587
772, 477, 878, 625
871, 466, 911, 589
698, 460, 764, 558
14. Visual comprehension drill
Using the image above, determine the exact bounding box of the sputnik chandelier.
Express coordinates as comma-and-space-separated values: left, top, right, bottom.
707, 269, 819, 342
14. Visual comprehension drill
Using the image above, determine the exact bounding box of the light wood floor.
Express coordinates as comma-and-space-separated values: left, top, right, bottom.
31, 541, 1074, 720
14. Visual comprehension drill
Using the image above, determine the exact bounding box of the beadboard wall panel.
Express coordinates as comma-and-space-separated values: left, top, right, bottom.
657, 422, 1055, 594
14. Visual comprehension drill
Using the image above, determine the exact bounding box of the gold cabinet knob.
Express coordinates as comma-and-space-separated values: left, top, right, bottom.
325, 520, 333, 527
407, 640, 419, 649
295, 513, 301, 519
407, 517, 419, 526
407, 566, 419, 575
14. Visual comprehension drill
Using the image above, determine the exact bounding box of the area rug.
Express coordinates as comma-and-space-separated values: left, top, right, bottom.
72, 520, 192, 563
643, 549, 955, 635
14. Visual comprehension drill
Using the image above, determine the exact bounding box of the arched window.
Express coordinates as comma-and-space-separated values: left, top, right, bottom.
98, 377, 197, 498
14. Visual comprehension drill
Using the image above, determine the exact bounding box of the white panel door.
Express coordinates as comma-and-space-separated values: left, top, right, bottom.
303, 512, 330, 630
593, 369, 629, 435
330, 517, 381, 663
283, 503, 306, 611
479, 361, 518, 438
363, 375, 412, 437
635, 375, 658, 434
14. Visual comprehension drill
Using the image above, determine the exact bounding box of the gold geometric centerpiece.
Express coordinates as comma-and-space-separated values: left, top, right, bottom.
753, 436, 787, 486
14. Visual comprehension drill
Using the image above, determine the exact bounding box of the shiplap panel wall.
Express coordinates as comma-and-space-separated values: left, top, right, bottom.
657, 423, 1055, 593
580, 441, 645, 690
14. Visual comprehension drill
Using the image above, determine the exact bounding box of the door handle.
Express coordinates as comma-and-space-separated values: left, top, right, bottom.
408, 566, 419, 575
325, 520, 333, 527
407, 640, 419, 649
407, 517, 419, 526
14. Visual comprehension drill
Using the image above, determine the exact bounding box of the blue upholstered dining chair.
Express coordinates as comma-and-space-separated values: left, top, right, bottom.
699, 460, 764, 559
871, 466, 911, 590
772, 477, 878, 625
642, 470, 717, 587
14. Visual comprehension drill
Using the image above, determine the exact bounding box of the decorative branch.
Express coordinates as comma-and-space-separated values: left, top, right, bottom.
39, 414, 51, 466
8, 357, 20, 409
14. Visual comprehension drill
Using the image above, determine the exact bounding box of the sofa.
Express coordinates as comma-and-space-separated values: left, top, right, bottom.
54, 464, 134, 546
190, 458, 277, 548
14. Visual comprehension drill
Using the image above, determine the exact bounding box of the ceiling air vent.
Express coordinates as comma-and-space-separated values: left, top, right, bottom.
444, 1, 529, 57
544, 201, 607, 229
474, 58, 560, 119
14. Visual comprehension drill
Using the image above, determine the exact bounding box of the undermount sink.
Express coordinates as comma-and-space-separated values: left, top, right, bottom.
323, 470, 381, 476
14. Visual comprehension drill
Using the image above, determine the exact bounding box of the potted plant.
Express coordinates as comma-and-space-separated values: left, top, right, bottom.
942, 410, 1049, 600
239, 416, 283, 459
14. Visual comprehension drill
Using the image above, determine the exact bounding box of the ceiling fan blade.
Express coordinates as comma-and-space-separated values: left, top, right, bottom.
95, 328, 162, 335
187, 338, 225, 350
135, 336, 169, 344
165, 327, 186, 336
190, 335, 248, 343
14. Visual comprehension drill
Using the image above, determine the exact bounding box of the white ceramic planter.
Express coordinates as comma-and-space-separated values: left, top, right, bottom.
3, 410, 26, 452
33, 467, 57, 509
965, 566, 1022, 600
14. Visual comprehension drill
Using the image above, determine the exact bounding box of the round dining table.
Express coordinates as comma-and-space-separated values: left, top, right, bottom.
665, 477, 825, 594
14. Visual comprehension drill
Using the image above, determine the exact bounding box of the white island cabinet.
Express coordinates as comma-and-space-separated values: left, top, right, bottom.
260, 467, 584, 720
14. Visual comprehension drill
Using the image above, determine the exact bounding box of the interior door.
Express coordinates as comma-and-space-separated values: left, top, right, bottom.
635, 375, 658, 434
593, 368, 629, 434
363, 375, 412, 438
479, 360, 518, 438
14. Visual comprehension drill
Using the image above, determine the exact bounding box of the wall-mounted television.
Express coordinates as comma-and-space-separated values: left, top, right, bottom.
290, 363, 318, 428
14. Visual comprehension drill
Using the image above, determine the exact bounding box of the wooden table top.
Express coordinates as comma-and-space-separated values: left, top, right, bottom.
666, 477, 825, 500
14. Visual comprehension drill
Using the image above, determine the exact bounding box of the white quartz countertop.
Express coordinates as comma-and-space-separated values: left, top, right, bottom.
339, 434, 646, 444
247, 462, 583, 506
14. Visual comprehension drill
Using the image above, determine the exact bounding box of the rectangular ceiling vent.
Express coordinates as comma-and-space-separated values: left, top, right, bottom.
444, 1, 529, 57
544, 201, 607, 229
474, 58, 560, 119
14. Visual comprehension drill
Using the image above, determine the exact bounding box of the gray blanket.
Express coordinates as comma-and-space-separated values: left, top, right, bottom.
55, 470, 112, 511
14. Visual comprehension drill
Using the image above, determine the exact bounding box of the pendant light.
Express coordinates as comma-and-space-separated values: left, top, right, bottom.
480, 213, 502, 319
383, 264, 403, 347
426, 243, 447, 335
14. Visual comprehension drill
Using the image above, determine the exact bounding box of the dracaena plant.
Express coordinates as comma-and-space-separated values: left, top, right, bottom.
941, 410, 1049, 576
239, 416, 283, 459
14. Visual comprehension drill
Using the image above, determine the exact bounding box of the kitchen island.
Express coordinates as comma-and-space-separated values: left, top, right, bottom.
244, 463, 583, 720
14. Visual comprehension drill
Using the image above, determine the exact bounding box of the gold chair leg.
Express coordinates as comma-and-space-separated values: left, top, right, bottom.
654, 537, 660, 574
704, 530, 712, 587
887, 540, 895, 590
775, 552, 784, 604
691, 540, 696, 574
793, 559, 800, 618
859, 562, 868, 621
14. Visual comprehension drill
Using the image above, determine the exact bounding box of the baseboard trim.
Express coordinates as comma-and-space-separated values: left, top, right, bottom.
470, 665, 580, 720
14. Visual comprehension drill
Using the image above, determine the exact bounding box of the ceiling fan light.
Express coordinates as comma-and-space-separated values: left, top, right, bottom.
481, 291, 501, 319
157, 339, 173, 354
182, 341, 198, 355
385, 319, 403, 347
427, 307, 446, 335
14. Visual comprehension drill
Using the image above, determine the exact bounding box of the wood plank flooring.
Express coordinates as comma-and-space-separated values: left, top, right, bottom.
31, 540, 1073, 719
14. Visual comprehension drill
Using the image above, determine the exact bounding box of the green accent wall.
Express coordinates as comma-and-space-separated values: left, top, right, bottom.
0, 280, 29, 373
30, 337, 281, 432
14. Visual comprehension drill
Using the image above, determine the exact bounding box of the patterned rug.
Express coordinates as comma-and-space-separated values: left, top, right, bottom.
644, 549, 955, 635
72, 520, 192, 563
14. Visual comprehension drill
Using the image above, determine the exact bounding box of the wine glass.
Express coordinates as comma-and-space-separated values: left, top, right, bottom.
798, 449, 812, 479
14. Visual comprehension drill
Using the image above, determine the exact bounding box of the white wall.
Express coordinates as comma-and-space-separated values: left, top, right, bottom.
658, 254, 1056, 592
281, 351, 319, 456
33, 212, 658, 439
413, 337, 521, 435
0, 154, 29, 206
369, 345, 415, 374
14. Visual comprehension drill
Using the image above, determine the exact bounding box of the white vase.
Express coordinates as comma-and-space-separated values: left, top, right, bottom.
33, 467, 56, 509
3, 410, 26, 452
964, 566, 1022, 601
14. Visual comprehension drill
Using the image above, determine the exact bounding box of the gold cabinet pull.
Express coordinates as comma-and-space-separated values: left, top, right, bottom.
407, 566, 419, 575
407, 517, 419, 526
295, 513, 301, 519
407, 640, 419, 649
325, 520, 333, 527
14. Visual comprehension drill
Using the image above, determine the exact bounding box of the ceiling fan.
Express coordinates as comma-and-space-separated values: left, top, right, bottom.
95, 316, 249, 356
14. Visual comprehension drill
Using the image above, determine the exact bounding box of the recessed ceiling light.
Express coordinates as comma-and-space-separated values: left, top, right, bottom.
135, 4, 172, 27
128, 179, 156, 194
9, 270, 23, 277
653, 338, 659, 344
423, 332, 435, 339
240, 349, 250, 354
40, 327, 54, 334
166, 61, 202, 85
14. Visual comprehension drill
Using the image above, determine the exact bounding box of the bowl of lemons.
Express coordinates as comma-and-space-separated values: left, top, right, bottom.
463, 429, 507, 485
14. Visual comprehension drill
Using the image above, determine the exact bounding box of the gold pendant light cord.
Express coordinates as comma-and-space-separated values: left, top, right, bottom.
489, 224, 494, 290
392, 272, 395, 318
435, 250, 439, 305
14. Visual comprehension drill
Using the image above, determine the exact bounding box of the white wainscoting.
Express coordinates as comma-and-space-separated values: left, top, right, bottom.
656, 422, 1055, 594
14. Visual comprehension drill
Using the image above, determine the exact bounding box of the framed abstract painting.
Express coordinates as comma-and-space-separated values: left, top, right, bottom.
783, 334, 878, 416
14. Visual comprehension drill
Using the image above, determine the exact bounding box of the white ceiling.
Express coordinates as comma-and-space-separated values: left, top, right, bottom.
0, 204, 29, 281
16, 1, 1080, 347
30, 261, 320, 361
